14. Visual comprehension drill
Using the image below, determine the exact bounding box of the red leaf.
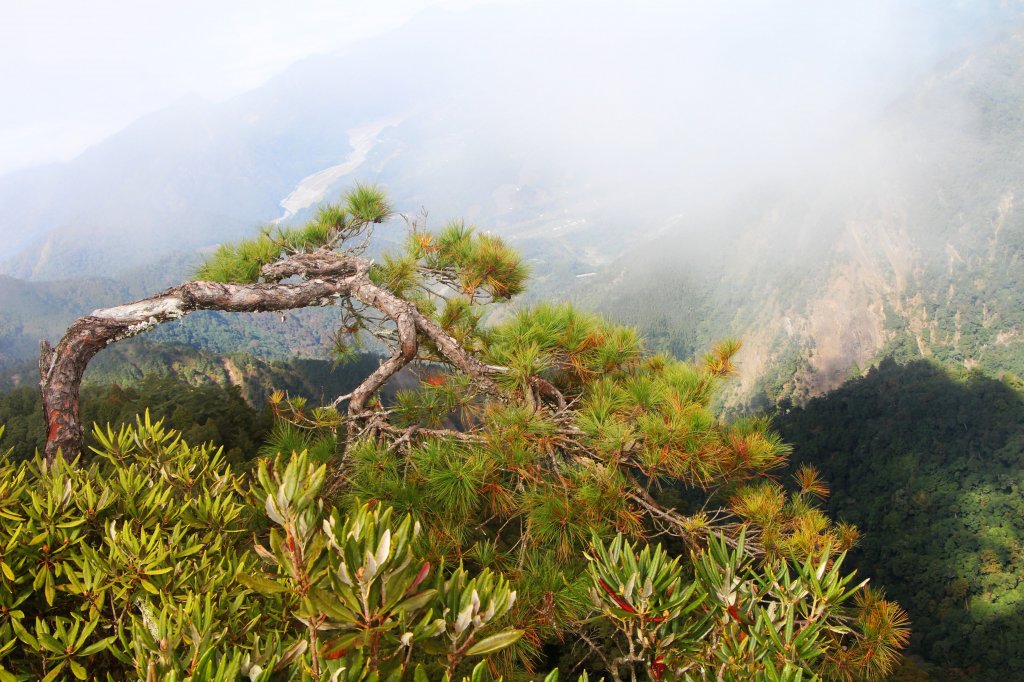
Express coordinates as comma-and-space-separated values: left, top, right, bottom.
324, 644, 348, 660
408, 562, 430, 593
727, 604, 751, 626
599, 578, 637, 614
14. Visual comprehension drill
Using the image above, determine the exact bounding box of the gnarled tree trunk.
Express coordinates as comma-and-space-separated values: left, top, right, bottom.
37, 251, 500, 461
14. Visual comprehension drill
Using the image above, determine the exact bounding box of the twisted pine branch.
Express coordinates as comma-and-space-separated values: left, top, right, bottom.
37, 250, 510, 461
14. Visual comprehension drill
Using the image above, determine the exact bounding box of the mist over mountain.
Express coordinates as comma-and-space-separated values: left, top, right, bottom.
587, 22, 1024, 405
0, 2, 1004, 275
1, 1, 1022, 401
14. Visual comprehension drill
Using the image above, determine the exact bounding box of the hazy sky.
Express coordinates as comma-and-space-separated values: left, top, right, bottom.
0, 0, 1009, 179
0, 0, 500, 175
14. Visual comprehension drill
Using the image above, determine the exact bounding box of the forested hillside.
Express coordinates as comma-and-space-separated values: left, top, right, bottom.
776, 359, 1024, 680
0, 348, 386, 460
0, 274, 132, 368
2, 339, 382, 401
0, 271, 356, 372
0, 376, 268, 463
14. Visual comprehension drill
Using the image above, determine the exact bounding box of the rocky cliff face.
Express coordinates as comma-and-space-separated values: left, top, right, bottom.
721, 180, 1021, 407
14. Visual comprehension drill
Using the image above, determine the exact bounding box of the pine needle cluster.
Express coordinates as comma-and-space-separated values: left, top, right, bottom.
196, 184, 390, 283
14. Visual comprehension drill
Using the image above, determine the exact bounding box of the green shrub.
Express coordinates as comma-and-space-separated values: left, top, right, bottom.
0, 417, 534, 681
0, 414, 907, 681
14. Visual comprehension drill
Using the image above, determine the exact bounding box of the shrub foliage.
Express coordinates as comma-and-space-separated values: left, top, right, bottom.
8, 188, 909, 680
0, 417, 906, 680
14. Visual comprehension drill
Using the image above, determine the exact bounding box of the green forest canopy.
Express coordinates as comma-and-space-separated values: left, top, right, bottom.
777, 358, 1024, 681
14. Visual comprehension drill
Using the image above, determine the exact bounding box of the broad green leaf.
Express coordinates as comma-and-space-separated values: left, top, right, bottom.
79, 636, 115, 657
38, 631, 63, 654
395, 588, 437, 614
236, 573, 289, 595
465, 629, 523, 656
69, 660, 87, 680
40, 660, 66, 682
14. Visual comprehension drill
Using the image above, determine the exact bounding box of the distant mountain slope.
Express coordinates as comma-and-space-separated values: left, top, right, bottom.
0, 267, 346, 372
0, 274, 130, 367
584, 27, 1024, 407
0, 339, 383, 409
0, 92, 350, 280
8, 2, 1007, 282
0, 5, 645, 282
1, 3, 1020, 399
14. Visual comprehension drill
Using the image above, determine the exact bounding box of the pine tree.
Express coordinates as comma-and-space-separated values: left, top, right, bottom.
35, 186, 909, 679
